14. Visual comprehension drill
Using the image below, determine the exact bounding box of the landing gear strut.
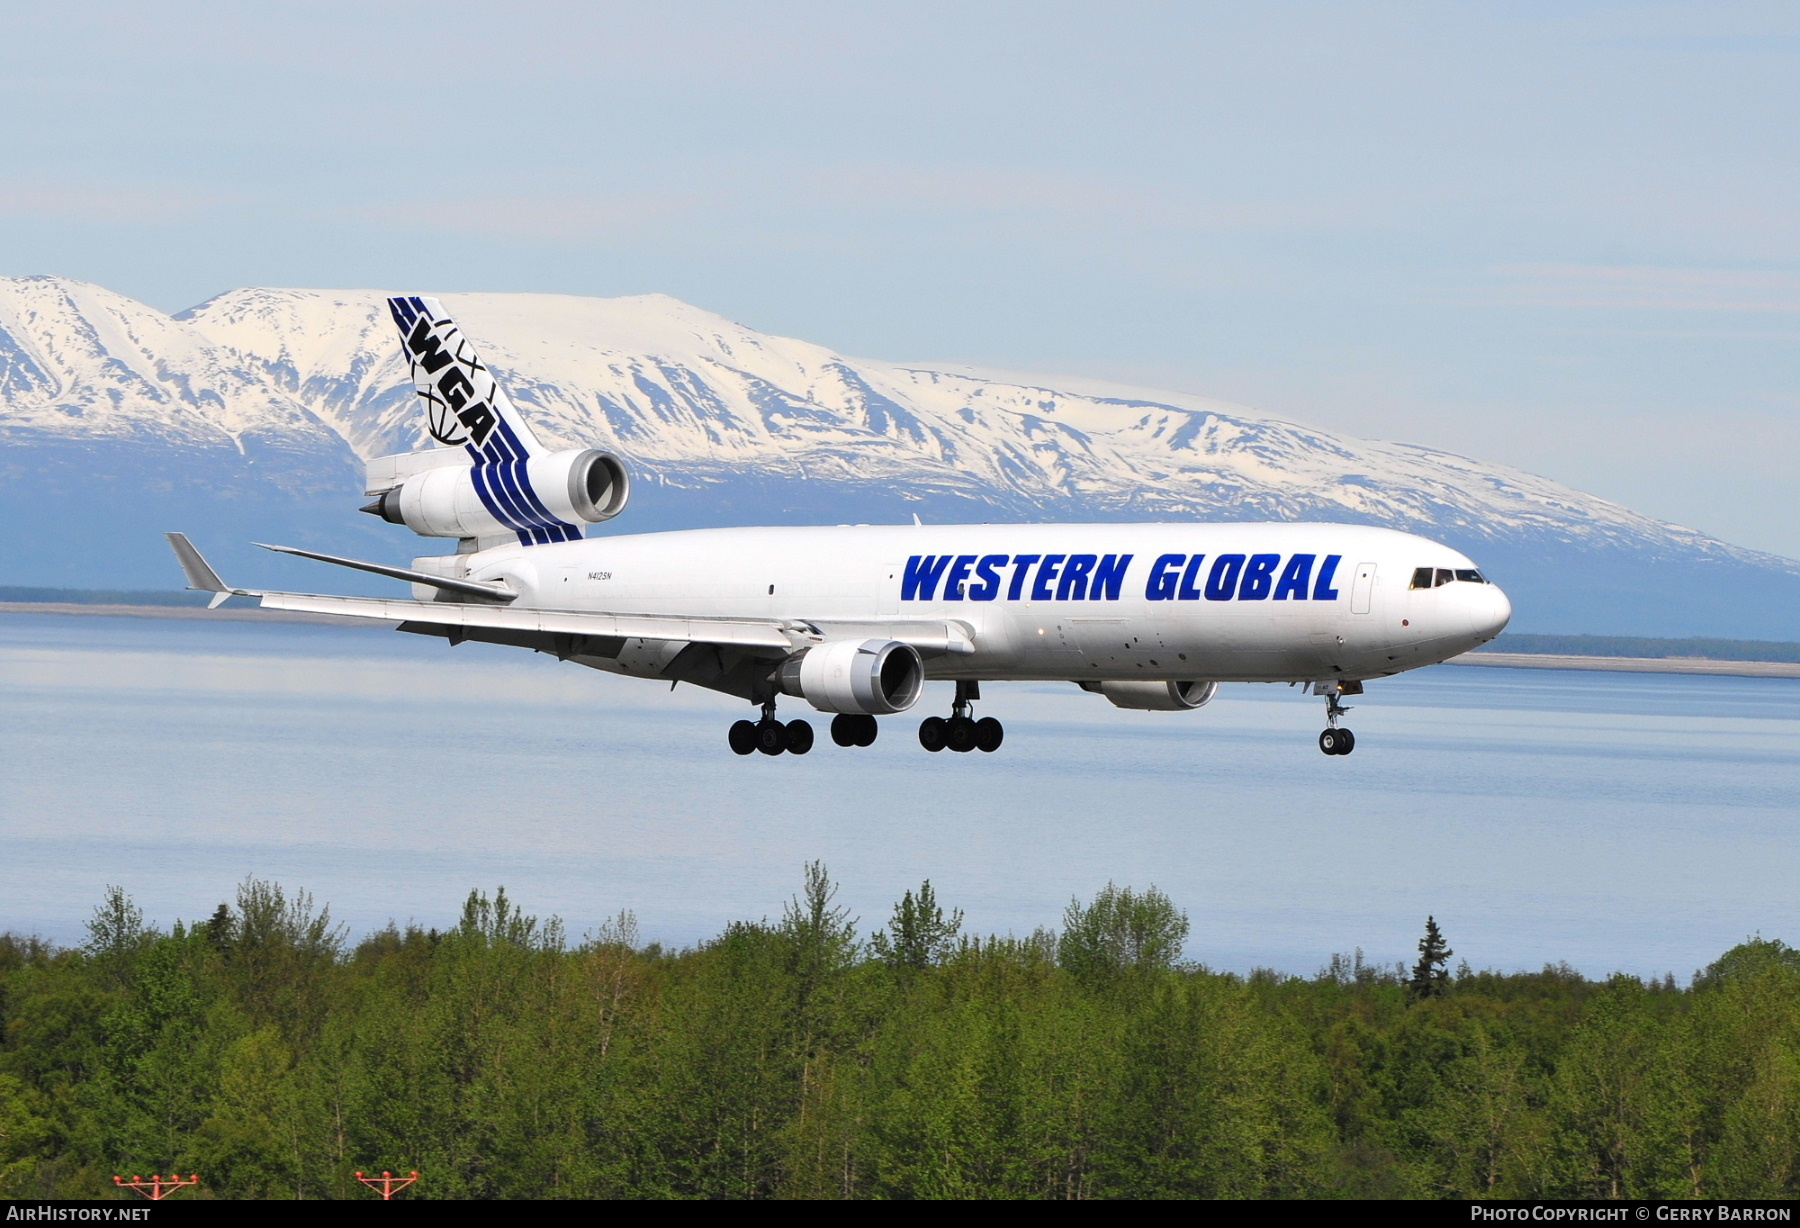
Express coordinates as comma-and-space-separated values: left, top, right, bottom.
920, 681, 1004, 754
1317, 685, 1356, 756
729, 697, 813, 757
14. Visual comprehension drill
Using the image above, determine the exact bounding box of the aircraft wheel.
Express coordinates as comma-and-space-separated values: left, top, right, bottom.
918, 716, 947, 752
854, 714, 878, 747
729, 720, 758, 756
757, 719, 788, 756
830, 714, 859, 747
946, 715, 978, 753
975, 717, 1004, 753
1337, 728, 1355, 755
1319, 728, 1348, 756
785, 719, 814, 755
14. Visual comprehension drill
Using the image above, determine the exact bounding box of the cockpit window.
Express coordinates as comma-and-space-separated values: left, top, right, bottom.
1414, 566, 1489, 589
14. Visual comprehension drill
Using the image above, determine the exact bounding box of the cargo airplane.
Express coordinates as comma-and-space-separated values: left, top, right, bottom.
168, 297, 1512, 757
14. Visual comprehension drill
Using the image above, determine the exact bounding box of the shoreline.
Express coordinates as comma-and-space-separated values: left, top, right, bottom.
0, 601, 382, 627
1442, 650, 1800, 679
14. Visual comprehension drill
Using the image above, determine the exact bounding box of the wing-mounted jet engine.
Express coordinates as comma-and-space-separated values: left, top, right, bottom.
776, 638, 925, 716
360, 296, 630, 547
1080, 679, 1218, 711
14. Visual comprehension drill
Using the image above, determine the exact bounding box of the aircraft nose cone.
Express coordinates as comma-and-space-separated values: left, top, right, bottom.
1478, 583, 1513, 640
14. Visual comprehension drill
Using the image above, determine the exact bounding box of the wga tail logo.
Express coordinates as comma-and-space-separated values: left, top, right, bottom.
391, 302, 499, 449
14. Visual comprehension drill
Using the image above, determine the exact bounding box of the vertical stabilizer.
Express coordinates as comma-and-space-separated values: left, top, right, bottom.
387, 296, 545, 457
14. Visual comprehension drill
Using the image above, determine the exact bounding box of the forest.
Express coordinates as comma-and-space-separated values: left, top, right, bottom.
1, 869, 1796, 1200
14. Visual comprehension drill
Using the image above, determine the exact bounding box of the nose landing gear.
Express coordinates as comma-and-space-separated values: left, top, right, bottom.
919, 682, 1004, 754
1317, 684, 1356, 756
729, 698, 813, 756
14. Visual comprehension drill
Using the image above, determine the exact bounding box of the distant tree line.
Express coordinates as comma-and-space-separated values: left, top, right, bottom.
1, 870, 1797, 1200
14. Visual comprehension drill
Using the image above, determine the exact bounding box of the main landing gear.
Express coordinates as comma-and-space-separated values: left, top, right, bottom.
1318, 685, 1356, 756
919, 681, 1004, 754
727, 684, 1006, 757
729, 698, 814, 757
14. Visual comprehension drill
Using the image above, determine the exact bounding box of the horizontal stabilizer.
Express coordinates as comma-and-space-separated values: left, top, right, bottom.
253, 543, 517, 603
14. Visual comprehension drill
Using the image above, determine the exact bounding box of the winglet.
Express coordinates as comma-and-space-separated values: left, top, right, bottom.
165, 532, 238, 608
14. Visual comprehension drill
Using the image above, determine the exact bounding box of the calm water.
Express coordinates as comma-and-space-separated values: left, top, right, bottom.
2, 612, 1797, 978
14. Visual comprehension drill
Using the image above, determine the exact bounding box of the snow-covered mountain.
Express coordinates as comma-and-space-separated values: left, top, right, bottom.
2, 275, 1795, 638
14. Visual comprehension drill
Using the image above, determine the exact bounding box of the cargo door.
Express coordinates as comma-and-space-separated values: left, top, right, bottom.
1350, 561, 1377, 614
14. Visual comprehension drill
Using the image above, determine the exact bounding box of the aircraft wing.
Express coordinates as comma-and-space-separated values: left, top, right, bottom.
256, 592, 975, 656
166, 533, 974, 658
257, 589, 798, 652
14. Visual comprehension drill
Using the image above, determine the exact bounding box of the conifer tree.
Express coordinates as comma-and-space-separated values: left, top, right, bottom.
870, 880, 963, 971
204, 902, 234, 952
1409, 915, 1453, 1000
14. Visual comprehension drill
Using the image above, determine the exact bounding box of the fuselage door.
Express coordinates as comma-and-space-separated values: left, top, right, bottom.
1350, 561, 1377, 614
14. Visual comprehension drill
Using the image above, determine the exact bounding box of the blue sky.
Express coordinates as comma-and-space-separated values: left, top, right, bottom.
2, 2, 1797, 556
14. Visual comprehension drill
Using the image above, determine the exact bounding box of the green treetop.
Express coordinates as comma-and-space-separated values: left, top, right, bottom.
1409, 915, 1453, 1000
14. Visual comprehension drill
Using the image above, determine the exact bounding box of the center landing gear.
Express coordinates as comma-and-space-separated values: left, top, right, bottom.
919, 681, 1004, 754
729, 698, 813, 756
1317, 684, 1356, 756
830, 714, 879, 747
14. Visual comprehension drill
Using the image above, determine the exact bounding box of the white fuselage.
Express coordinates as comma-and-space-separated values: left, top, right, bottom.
438, 521, 1511, 685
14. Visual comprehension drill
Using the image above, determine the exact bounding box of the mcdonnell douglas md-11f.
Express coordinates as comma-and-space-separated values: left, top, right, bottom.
167, 297, 1512, 757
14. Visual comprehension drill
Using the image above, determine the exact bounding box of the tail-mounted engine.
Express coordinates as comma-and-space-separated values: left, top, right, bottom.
370, 297, 631, 547
1081, 679, 1218, 711
365, 448, 630, 544
777, 639, 925, 715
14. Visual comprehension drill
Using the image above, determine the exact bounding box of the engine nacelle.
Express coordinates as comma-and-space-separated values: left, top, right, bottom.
777, 639, 925, 715
1083, 679, 1218, 711
367, 449, 630, 540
